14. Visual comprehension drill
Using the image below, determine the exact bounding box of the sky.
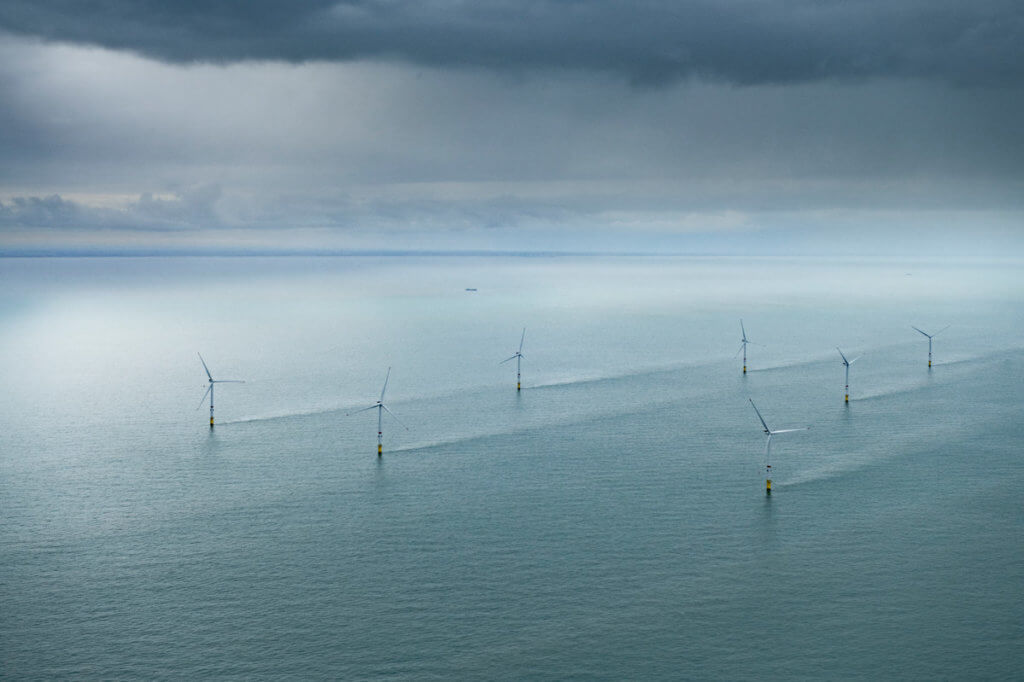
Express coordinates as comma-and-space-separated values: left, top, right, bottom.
0, 1, 1022, 255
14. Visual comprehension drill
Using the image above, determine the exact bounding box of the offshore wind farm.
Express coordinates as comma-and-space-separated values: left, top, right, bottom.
1, 254, 1022, 679
2, 0, 1022, 676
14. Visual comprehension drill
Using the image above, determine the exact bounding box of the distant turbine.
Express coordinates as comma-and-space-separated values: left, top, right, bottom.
501, 328, 526, 390
836, 347, 861, 403
749, 398, 809, 495
349, 367, 406, 456
197, 353, 244, 428
911, 325, 949, 367
735, 320, 759, 374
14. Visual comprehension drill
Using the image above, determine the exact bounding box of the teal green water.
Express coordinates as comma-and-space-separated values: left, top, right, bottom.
1, 256, 1022, 678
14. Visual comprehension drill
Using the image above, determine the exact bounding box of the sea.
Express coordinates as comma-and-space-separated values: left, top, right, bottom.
1, 254, 1021, 679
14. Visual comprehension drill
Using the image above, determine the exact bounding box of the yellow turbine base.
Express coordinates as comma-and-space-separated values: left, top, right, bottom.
517, 382, 521, 390
845, 394, 849, 403
378, 443, 382, 456
743, 366, 747, 374
928, 360, 932, 367
766, 479, 772, 495
210, 417, 214, 427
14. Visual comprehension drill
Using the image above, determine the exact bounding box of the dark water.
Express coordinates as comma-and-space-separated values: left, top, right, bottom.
1, 256, 1022, 678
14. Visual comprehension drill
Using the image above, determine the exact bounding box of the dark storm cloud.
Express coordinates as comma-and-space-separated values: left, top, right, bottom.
0, 0, 1021, 87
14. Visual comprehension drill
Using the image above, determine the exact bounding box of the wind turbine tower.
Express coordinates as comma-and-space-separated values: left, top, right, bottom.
502, 328, 526, 390
198, 353, 244, 427
837, 347, 860, 403
749, 398, 809, 495
737, 320, 754, 374
350, 367, 406, 456
912, 325, 949, 368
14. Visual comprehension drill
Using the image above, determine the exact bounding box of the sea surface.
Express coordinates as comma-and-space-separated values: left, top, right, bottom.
1, 255, 1022, 679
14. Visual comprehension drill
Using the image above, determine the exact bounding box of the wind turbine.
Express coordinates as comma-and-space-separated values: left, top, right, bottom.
349, 367, 406, 456
501, 328, 526, 390
836, 347, 861, 403
749, 398, 808, 495
736, 320, 758, 374
912, 325, 949, 367
197, 353, 244, 427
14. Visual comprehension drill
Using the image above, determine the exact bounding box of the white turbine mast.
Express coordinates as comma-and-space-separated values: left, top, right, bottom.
836, 347, 861, 403
911, 325, 949, 368
735, 320, 761, 374
349, 367, 407, 456
501, 328, 526, 391
197, 352, 244, 428
749, 398, 808, 495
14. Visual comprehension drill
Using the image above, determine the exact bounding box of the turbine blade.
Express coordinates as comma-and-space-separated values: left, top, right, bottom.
749, 398, 770, 433
347, 404, 378, 416
911, 326, 930, 338
198, 352, 213, 381
196, 385, 212, 410
382, 404, 409, 430
734, 343, 745, 358
933, 325, 950, 337
214, 380, 245, 384
836, 347, 849, 365
500, 355, 517, 364
518, 327, 526, 354
770, 427, 809, 434
380, 366, 391, 402
850, 356, 861, 365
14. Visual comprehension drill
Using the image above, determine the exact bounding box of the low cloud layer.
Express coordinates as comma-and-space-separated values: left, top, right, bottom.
0, 186, 223, 232
1, 1, 1022, 87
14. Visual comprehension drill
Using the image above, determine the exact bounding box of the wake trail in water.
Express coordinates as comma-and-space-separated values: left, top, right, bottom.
222, 404, 353, 425
386, 430, 522, 454
529, 359, 721, 390
850, 381, 932, 402
745, 354, 840, 374
218, 348, 1017, 428
779, 458, 878, 488
379, 395, 697, 455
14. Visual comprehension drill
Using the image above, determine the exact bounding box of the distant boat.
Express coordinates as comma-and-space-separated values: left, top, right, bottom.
465, 288, 477, 292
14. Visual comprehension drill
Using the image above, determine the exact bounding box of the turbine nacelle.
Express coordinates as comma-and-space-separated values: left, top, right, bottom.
836, 347, 860, 367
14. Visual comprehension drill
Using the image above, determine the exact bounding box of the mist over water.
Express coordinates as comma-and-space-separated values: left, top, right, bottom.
1, 255, 1022, 679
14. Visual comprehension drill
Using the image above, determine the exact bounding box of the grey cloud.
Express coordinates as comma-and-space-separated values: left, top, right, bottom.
133, 185, 223, 226
0, 186, 223, 231
212, 189, 580, 234
0, 1, 1021, 87
0, 194, 86, 229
